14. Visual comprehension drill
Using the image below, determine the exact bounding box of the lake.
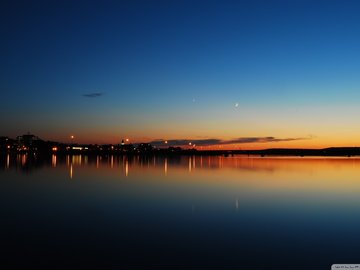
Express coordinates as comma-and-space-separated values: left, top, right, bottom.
1, 154, 360, 269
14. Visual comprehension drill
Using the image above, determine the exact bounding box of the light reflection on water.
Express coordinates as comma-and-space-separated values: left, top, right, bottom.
4, 154, 360, 206
1, 154, 360, 269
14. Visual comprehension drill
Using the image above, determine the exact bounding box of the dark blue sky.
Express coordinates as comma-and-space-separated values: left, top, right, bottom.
1, 0, 360, 147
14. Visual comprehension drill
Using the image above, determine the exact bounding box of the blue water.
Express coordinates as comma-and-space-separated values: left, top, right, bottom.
1, 154, 360, 269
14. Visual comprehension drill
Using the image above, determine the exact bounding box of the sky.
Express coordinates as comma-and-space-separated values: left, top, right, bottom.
1, 0, 360, 149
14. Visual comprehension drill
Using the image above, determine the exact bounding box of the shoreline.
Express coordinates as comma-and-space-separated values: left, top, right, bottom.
2, 147, 360, 157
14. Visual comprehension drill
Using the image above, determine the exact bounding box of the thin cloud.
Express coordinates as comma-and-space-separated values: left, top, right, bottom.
150, 139, 221, 146
149, 136, 311, 147
226, 137, 306, 144
82, 92, 104, 98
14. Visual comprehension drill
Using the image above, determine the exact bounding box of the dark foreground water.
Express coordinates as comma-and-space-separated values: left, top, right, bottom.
1, 154, 360, 269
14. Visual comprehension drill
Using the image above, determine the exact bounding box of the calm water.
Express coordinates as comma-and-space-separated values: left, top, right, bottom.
1, 154, 360, 269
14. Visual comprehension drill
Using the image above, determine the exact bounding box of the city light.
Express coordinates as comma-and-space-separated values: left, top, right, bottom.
52, 147, 58, 151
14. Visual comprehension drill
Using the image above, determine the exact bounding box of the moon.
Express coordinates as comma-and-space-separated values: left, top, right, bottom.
235, 103, 239, 108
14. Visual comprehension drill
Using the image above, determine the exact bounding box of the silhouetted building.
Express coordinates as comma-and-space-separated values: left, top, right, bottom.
0, 137, 13, 152
119, 143, 134, 152
16, 133, 42, 151
168, 146, 182, 152
0, 137, 9, 145
137, 143, 153, 153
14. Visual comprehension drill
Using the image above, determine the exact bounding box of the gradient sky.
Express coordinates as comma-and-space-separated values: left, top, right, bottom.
1, 0, 360, 148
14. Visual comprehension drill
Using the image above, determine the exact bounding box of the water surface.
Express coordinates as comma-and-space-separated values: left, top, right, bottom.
1, 154, 360, 269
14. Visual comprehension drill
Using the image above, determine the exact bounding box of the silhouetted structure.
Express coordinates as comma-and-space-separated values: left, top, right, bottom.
119, 143, 135, 153
3, 133, 360, 157
0, 137, 13, 152
168, 146, 182, 152
136, 143, 153, 153
16, 133, 41, 151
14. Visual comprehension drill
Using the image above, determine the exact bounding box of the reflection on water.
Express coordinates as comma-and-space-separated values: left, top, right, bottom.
4, 153, 360, 176
51, 154, 57, 168
4, 153, 360, 200
125, 158, 129, 177
70, 163, 73, 179
1, 154, 360, 269
6, 154, 9, 169
4, 154, 360, 196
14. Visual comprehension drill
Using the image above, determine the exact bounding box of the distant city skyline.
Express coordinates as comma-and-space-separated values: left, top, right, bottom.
0, 132, 314, 149
2, 0, 360, 149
